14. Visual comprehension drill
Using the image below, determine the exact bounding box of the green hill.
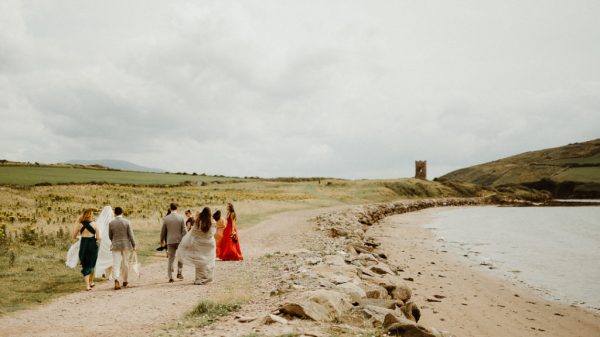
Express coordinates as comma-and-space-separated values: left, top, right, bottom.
0, 161, 242, 186
440, 138, 600, 198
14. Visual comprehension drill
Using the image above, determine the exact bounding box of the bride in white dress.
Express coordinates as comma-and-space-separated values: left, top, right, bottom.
66, 206, 114, 278
177, 207, 216, 284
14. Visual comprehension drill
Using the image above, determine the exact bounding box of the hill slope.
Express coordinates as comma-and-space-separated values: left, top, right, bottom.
65, 159, 164, 173
441, 138, 600, 198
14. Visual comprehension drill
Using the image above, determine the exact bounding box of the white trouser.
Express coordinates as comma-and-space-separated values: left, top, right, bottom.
112, 249, 131, 283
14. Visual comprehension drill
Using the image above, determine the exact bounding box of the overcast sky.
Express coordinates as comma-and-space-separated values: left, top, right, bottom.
1, 1, 599, 178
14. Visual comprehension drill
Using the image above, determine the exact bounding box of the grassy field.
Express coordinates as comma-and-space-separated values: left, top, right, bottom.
0, 165, 244, 186
441, 139, 600, 197
0, 164, 530, 315
553, 167, 600, 183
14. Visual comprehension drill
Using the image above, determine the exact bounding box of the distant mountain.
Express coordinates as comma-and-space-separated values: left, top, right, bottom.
65, 159, 165, 173
440, 138, 600, 198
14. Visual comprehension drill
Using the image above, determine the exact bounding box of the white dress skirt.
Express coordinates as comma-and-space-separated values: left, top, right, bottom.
176, 222, 216, 284
66, 206, 114, 278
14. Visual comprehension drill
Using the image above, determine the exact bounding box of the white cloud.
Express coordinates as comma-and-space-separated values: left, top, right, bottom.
1, 0, 599, 178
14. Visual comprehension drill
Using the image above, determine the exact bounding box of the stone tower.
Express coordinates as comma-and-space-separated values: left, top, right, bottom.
415, 160, 427, 180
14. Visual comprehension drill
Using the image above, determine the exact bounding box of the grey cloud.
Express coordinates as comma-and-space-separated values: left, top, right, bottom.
1, 1, 599, 178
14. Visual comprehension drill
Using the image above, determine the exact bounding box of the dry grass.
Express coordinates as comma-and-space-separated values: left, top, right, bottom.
0, 178, 487, 315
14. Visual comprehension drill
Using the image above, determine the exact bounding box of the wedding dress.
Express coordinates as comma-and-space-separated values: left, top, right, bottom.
177, 222, 217, 283
66, 206, 114, 277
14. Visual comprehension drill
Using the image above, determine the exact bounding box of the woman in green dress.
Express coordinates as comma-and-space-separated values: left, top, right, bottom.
72, 209, 100, 291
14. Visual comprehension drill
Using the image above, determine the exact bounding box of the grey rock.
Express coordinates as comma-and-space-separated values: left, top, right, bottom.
371, 263, 394, 275
361, 305, 399, 325
280, 290, 352, 322
324, 254, 346, 267
329, 274, 353, 285
363, 284, 390, 299
354, 298, 399, 310
356, 253, 378, 261
263, 314, 288, 325
391, 283, 413, 302
400, 300, 421, 322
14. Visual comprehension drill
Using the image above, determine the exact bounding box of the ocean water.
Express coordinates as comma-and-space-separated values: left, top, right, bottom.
425, 206, 600, 310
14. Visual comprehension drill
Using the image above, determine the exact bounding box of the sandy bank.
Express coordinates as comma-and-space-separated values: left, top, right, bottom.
370, 207, 600, 337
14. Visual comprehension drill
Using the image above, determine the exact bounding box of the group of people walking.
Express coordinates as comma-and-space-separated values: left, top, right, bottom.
68, 202, 243, 291
159, 202, 243, 285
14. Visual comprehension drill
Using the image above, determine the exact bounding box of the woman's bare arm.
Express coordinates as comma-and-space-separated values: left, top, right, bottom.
72, 223, 80, 240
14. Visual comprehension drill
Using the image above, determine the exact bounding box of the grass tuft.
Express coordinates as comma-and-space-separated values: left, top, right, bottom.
186, 301, 240, 319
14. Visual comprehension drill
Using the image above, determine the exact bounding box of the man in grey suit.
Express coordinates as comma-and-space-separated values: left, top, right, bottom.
108, 206, 136, 290
160, 203, 187, 282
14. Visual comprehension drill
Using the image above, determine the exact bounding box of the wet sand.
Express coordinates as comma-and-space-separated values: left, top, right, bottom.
368, 207, 600, 337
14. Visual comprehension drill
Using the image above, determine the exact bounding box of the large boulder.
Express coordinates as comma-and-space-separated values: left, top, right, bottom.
354, 298, 398, 310
280, 290, 353, 322
383, 312, 419, 330
329, 274, 355, 285
384, 313, 451, 337
400, 300, 421, 322
375, 276, 413, 302
336, 282, 367, 301
362, 284, 390, 299
356, 253, 378, 262
324, 254, 347, 267
371, 263, 394, 275
360, 305, 399, 325
387, 322, 439, 337
390, 283, 413, 302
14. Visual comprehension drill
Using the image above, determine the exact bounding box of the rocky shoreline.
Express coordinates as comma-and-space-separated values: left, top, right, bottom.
246, 197, 489, 336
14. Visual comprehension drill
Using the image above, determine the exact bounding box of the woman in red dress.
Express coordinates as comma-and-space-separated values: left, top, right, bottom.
217, 203, 243, 261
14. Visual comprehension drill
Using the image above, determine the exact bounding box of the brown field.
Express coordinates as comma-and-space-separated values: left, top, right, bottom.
0, 177, 490, 314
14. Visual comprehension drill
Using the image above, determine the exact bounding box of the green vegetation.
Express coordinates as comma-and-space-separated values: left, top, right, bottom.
185, 301, 241, 325
0, 160, 548, 315
0, 165, 244, 186
0, 226, 80, 315
158, 301, 241, 335
441, 138, 600, 198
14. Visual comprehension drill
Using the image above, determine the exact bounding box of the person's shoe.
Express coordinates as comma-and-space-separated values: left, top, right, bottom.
89, 283, 95, 288
177, 273, 183, 280
114, 280, 121, 290
122, 282, 128, 288
169, 278, 174, 283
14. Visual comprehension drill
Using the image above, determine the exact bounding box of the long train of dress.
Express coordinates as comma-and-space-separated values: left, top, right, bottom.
66, 206, 114, 277
177, 224, 216, 284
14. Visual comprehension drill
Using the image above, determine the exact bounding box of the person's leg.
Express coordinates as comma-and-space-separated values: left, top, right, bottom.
112, 251, 122, 289
84, 274, 90, 290
90, 270, 95, 287
121, 250, 131, 286
177, 249, 183, 280
167, 244, 176, 281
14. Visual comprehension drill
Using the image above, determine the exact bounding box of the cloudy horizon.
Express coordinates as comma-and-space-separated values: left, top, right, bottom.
1, 1, 599, 179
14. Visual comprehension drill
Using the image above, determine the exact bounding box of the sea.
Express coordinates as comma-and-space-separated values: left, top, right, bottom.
424, 205, 600, 310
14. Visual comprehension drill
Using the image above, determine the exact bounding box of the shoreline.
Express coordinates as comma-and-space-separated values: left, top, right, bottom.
369, 207, 600, 337
422, 205, 600, 311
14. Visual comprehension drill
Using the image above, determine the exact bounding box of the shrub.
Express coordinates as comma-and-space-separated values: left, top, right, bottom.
20, 225, 39, 245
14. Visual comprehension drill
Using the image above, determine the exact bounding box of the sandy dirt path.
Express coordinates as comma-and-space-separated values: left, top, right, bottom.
0, 206, 341, 337
372, 208, 600, 337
